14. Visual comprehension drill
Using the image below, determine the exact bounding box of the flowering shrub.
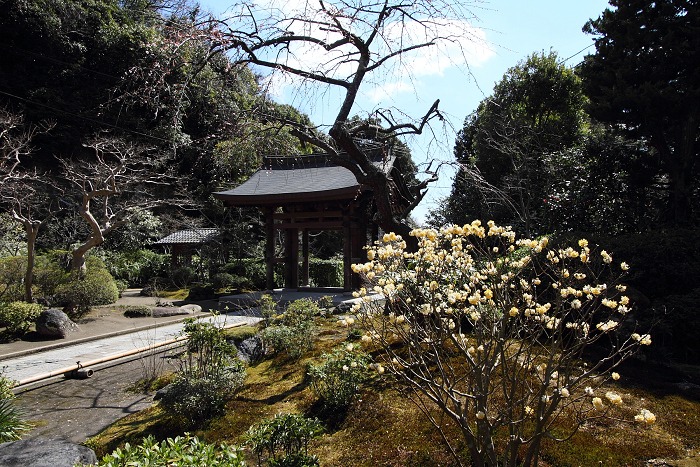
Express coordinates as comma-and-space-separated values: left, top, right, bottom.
307, 343, 373, 410
352, 221, 653, 467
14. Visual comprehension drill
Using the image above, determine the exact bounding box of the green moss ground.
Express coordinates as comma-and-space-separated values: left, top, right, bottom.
87, 319, 700, 466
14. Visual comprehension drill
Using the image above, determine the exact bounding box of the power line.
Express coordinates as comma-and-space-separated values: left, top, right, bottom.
0, 89, 173, 144
559, 43, 596, 65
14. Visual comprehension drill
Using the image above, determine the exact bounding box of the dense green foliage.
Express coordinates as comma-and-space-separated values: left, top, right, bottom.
442, 52, 588, 235
262, 298, 319, 360
0, 399, 29, 443
580, 0, 700, 226
307, 344, 373, 410
0, 301, 43, 338
90, 434, 245, 467
246, 413, 323, 467
159, 319, 245, 426
56, 258, 120, 318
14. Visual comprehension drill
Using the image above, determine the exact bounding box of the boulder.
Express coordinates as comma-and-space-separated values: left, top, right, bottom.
181, 304, 203, 313
0, 437, 97, 467
237, 336, 264, 363
35, 309, 78, 338
151, 306, 192, 318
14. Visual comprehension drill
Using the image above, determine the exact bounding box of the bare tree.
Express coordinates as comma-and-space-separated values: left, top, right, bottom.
220, 0, 484, 243
0, 107, 56, 302
60, 135, 175, 273
123, 0, 481, 246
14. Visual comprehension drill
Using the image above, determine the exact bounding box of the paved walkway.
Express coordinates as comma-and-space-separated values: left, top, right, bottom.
4, 312, 261, 387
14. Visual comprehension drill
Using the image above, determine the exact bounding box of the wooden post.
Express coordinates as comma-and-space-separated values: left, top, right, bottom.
301, 229, 310, 286
343, 214, 352, 291
264, 207, 275, 290
285, 228, 299, 288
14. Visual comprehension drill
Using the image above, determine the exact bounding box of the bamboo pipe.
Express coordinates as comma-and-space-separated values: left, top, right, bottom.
15, 320, 247, 388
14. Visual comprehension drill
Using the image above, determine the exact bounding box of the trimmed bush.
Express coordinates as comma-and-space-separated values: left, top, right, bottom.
309, 258, 342, 287
187, 284, 216, 301
170, 266, 195, 288
56, 268, 119, 319
0, 301, 43, 337
261, 298, 318, 359
211, 272, 236, 291
123, 305, 152, 318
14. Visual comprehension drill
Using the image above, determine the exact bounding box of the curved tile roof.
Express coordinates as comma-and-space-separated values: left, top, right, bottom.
214, 149, 395, 206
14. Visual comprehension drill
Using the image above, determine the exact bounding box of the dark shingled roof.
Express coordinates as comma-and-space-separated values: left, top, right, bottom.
214, 147, 396, 206
154, 228, 220, 245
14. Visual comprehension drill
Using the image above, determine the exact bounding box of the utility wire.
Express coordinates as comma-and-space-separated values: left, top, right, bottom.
559, 43, 596, 65
0, 89, 173, 144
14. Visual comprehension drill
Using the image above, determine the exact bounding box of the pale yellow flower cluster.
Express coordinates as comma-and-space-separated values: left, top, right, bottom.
631, 333, 652, 345
635, 408, 656, 425
351, 221, 650, 383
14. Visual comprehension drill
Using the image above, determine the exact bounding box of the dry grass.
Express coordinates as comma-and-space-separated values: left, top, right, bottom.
87, 318, 700, 466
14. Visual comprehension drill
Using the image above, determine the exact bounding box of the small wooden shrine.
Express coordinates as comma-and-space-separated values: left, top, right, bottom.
214, 144, 403, 291
154, 228, 221, 268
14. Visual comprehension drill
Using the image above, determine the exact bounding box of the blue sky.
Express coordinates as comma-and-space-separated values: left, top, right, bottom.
201, 0, 612, 223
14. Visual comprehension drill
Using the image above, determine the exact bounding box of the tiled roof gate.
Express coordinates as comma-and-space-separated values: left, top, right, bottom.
214, 145, 401, 291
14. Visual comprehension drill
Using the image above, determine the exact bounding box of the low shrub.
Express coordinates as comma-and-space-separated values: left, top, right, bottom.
309, 258, 342, 287
211, 272, 236, 291
89, 434, 245, 467
0, 301, 44, 337
307, 343, 373, 410
222, 259, 267, 289
261, 298, 318, 359
246, 413, 323, 467
123, 305, 152, 318
187, 284, 215, 301
56, 268, 119, 319
159, 319, 246, 426
170, 266, 195, 288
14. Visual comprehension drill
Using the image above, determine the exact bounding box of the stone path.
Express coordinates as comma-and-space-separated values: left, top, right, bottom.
4, 312, 261, 387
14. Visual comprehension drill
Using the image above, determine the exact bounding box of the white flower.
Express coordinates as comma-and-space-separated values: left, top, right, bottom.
476, 411, 485, 420
592, 397, 605, 410
611, 372, 620, 381
585, 386, 594, 396
560, 388, 570, 398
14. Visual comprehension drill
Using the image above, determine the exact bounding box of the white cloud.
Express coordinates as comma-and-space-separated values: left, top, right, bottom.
249, 0, 495, 105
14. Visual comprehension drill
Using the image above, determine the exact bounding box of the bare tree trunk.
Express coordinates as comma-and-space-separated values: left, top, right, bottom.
23, 222, 40, 303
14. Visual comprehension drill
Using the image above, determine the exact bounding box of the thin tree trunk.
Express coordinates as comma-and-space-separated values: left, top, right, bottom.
23, 222, 40, 303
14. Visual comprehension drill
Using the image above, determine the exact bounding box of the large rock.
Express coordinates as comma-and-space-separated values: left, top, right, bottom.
35, 309, 78, 339
0, 437, 97, 467
237, 336, 264, 363
151, 306, 192, 318
181, 304, 203, 313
